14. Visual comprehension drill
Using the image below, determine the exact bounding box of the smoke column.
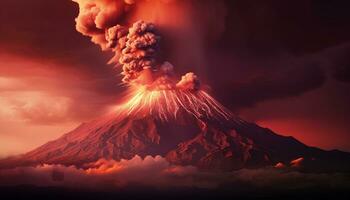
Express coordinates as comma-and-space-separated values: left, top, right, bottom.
73, 0, 203, 89
72, 0, 231, 121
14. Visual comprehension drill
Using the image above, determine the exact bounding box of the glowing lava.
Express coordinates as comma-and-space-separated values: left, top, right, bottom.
119, 87, 232, 122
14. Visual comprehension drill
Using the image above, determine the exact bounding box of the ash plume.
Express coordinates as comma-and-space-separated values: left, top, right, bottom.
69, 0, 234, 127
117, 21, 161, 83
72, 0, 204, 88
73, 0, 129, 49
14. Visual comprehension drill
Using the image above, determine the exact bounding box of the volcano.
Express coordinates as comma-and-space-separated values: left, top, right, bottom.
1, 89, 350, 172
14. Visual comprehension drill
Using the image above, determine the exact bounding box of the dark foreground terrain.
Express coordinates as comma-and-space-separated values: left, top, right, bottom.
1, 185, 349, 200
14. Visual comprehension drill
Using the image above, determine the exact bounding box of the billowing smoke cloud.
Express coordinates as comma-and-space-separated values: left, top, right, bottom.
72, 0, 212, 89
176, 72, 200, 91
73, 0, 129, 49
73, 0, 159, 84
1, 155, 349, 191
117, 21, 161, 83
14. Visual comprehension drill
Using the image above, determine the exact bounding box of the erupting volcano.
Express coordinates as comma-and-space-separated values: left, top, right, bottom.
2, 79, 350, 171
1, 0, 350, 174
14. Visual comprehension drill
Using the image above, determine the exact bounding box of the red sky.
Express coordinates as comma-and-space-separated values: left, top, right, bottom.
0, 0, 350, 157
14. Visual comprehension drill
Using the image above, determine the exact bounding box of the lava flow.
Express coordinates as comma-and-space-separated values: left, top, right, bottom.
120, 87, 232, 122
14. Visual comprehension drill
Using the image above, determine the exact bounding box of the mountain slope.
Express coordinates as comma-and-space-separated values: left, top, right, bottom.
2, 111, 350, 172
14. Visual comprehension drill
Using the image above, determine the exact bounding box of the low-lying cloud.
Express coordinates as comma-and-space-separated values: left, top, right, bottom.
0, 155, 349, 191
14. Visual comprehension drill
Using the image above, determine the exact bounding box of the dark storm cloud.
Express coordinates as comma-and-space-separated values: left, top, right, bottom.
0, 0, 115, 78
0, 0, 123, 99
218, 0, 350, 55
333, 66, 350, 83
201, 0, 350, 109
212, 58, 326, 109
209, 41, 350, 110
326, 45, 350, 83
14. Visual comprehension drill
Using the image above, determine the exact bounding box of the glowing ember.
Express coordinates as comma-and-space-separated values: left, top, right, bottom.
118, 87, 232, 121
